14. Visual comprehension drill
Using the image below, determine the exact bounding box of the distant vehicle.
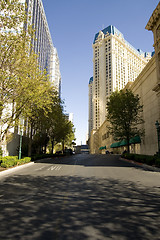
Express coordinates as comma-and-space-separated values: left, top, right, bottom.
105, 150, 110, 154
74, 145, 90, 154
64, 149, 73, 155
81, 149, 89, 154
56, 151, 62, 155
81, 145, 90, 154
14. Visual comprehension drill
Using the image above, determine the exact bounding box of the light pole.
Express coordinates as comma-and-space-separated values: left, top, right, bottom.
19, 130, 22, 160
155, 120, 160, 156
19, 118, 24, 160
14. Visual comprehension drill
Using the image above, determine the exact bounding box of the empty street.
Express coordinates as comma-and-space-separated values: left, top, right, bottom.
0, 154, 160, 240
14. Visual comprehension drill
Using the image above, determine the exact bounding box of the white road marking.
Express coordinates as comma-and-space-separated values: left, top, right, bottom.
55, 166, 61, 171
35, 166, 46, 171
47, 165, 62, 171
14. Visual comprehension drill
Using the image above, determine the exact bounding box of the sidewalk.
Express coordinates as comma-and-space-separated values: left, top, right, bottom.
120, 157, 160, 172
0, 162, 34, 177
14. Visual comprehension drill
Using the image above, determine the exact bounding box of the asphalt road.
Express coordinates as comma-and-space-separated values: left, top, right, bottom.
0, 154, 160, 240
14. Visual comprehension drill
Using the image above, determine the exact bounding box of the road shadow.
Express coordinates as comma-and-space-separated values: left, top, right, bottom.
0, 174, 160, 239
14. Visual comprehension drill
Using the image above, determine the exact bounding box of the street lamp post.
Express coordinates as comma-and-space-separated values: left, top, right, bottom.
155, 120, 160, 156
19, 118, 24, 160
19, 130, 22, 160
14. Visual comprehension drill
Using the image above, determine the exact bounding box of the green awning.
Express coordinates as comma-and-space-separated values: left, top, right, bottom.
110, 142, 121, 148
119, 139, 127, 146
129, 135, 141, 144
99, 146, 106, 150
110, 136, 141, 148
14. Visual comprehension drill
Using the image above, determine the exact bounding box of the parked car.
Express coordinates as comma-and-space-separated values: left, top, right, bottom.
105, 150, 110, 154
64, 149, 73, 155
56, 151, 62, 155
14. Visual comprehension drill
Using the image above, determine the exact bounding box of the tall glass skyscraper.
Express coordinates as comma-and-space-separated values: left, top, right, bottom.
25, 0, 61, 93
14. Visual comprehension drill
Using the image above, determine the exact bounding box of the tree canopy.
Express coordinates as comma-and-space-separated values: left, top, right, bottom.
0, 0, 38, 136
107, 89, 144, 153
0, 0, 76, 156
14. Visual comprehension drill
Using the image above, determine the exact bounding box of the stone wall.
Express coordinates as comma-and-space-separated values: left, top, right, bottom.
89, 55, 159, 156
128, 55, 159, 155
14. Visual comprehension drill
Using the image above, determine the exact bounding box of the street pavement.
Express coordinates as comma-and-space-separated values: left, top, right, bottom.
0, 154, 160, 240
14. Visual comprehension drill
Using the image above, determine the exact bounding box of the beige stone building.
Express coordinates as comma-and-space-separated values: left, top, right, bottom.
89, 2, 160, 156
92, 25, 153, 132
88, 77, 94, 138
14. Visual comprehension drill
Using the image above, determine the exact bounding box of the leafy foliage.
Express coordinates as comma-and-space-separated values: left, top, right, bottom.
107, 89, 144, 153
0, 0, 43, 137
121, 152, 160, 167
0, 156, 31, 168
30, 97, 76, 154
0, 0, 75, 156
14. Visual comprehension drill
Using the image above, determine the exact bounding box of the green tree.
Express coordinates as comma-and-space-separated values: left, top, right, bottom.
0, 0, 30, 120
0, 49, 53, 141
47, 97, 65, 154
28, 91, 61, 155
0, 0, 54, 144
48, 105, 75, 153
107, 89, 144, 153
60, 118, 75, 151
0, 0, 75, 157
22, 85, 57, 156
28, 96, 76, 155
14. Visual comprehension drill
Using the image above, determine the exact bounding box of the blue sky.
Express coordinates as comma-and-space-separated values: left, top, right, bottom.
42, 0, 159, 145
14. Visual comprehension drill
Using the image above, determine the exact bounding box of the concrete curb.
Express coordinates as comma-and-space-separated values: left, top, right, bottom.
120, 157, 160, 172
0, 162, 35, 177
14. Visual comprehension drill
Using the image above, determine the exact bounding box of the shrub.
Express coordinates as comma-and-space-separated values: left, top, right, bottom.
1, 162, 10, 168
0, 156, 31, 168
122, 153, 135, 160
0, 147, 2, 157
31, 154, 54, 161
155, 158, 160, 167
121, 153, 158, 166
134, 154, 146, 163
145, 156, 156, 165
22, 157, 31, 163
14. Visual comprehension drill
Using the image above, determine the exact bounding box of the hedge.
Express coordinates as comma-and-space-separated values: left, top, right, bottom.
0, 156, 31, 168
121, 153, 160, 167
31, 154, 55, 161
155, 158, 160, 167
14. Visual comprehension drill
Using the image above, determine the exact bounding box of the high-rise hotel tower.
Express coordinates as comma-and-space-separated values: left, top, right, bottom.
88, 77, 93, 138
91, 25, 154, 131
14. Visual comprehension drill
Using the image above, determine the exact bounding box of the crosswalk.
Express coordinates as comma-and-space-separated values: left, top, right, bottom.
35, 165, 62, 172
47, 166, 62, 171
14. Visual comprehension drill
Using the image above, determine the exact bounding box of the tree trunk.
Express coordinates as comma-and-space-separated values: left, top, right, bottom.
62, 139, 65, 153
28, 124, 33, 157
51, 139, 54, 154
127, 136, 130, 153
44, 143, 47, 154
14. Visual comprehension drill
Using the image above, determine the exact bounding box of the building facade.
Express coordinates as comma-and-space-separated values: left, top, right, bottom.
50, 47, 62, 95
90, 2, 160, 156
1, 0, 61, 156
92, 25, 154, 131
66, 113, 74, 123
88, 77, 93, 138
146, 1, 160, 99
90, 55, 157, 155
25, 0, 61, 93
